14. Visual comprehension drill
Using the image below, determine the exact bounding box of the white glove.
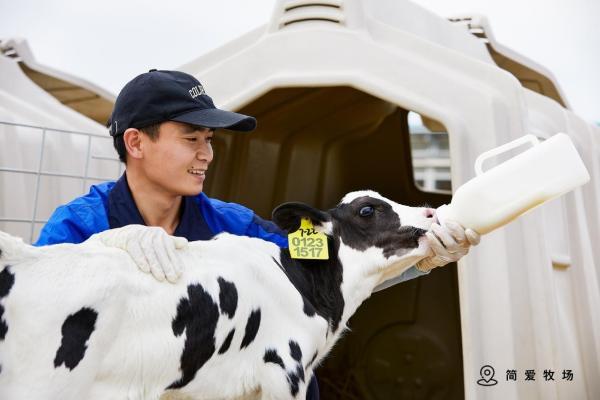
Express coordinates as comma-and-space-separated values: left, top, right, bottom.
90, 225, 188, 283
415, 220, 480, 272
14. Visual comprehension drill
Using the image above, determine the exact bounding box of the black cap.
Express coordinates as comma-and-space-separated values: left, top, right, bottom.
108, 70, 256, 136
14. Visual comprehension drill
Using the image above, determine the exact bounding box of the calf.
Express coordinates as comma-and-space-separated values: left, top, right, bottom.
0, 190, 436, 400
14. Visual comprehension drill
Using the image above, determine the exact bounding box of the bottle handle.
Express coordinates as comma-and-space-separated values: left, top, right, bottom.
474, 134, 539, 176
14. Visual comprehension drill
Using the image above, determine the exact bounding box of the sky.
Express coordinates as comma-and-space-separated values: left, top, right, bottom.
1, 0, 598, 123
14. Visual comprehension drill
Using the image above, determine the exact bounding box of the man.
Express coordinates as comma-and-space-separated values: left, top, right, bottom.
35, 70, 479, 398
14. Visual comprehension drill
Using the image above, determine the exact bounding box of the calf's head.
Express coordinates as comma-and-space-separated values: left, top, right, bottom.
272, 190, 436, 292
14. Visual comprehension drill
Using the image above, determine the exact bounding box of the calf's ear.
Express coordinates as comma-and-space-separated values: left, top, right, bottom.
272, 202, 330, 233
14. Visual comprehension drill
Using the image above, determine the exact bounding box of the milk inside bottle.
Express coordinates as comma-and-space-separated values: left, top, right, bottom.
436, 133, 590, 235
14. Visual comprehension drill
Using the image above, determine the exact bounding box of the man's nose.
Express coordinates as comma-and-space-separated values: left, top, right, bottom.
196, 144, 213, 162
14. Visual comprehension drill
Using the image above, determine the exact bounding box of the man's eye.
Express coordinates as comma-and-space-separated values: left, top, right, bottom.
206, 136, 213, 143
359, 206, 374, 217
186, 138, 197, 142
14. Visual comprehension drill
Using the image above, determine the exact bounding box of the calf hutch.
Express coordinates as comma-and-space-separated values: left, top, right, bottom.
1, 0, 599, 399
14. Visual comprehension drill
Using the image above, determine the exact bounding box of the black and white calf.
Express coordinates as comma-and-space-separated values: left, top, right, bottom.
0, 190, 436, 400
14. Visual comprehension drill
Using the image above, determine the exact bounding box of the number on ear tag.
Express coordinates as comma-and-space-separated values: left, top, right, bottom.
288, 218, 329, 260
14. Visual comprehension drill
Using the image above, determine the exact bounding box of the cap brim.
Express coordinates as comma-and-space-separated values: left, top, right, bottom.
171, 108, 256, 132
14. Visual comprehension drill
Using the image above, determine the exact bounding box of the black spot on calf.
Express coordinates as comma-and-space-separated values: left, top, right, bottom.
289, 340, 302, 362
240, 309, 261, 349
287, 369, 301, 397
0, 267, 14, 298
217, 277, 237, 319
218, 328, 235, 355
168, 283, 219, 389
301, 294, 316, 317
54, 307, 98, 370
287, 340, 306, 396
264, 344, 307, 397
294, 364, 305, 383
0, 266, 15, 341
263, 349, 285, 370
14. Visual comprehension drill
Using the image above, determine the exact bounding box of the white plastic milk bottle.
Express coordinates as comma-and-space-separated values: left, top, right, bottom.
436, 133, 590, 235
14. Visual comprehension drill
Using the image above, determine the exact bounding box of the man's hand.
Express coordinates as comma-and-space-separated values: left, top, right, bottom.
416, 221, 480, 272
90, 225, 188, 283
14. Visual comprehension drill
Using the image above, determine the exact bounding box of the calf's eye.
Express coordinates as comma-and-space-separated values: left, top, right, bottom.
359, 206, 374, 217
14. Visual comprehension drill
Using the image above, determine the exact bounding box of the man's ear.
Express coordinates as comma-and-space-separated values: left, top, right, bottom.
123, 128, 144, 160
272, 202, 331, 233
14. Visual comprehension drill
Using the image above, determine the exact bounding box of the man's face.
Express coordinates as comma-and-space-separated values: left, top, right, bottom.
140, 121, 214, 196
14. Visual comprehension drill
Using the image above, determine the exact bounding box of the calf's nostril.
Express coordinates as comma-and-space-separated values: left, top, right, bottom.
423, 208, 435, 218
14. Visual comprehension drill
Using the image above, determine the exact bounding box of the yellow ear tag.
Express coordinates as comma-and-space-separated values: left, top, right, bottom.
288, 218, 329, 260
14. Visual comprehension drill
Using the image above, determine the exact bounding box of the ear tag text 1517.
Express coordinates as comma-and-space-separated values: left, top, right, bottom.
288, 218, 329, 260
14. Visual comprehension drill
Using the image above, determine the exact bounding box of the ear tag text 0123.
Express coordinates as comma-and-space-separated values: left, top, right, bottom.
288, 218, 329, 260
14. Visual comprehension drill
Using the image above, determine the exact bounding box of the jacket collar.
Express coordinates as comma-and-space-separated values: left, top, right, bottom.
107, 172, 213, 241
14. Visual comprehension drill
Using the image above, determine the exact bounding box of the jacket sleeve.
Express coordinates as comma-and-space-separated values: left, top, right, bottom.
34, 182, 113, 246
34, 205, 91, 245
